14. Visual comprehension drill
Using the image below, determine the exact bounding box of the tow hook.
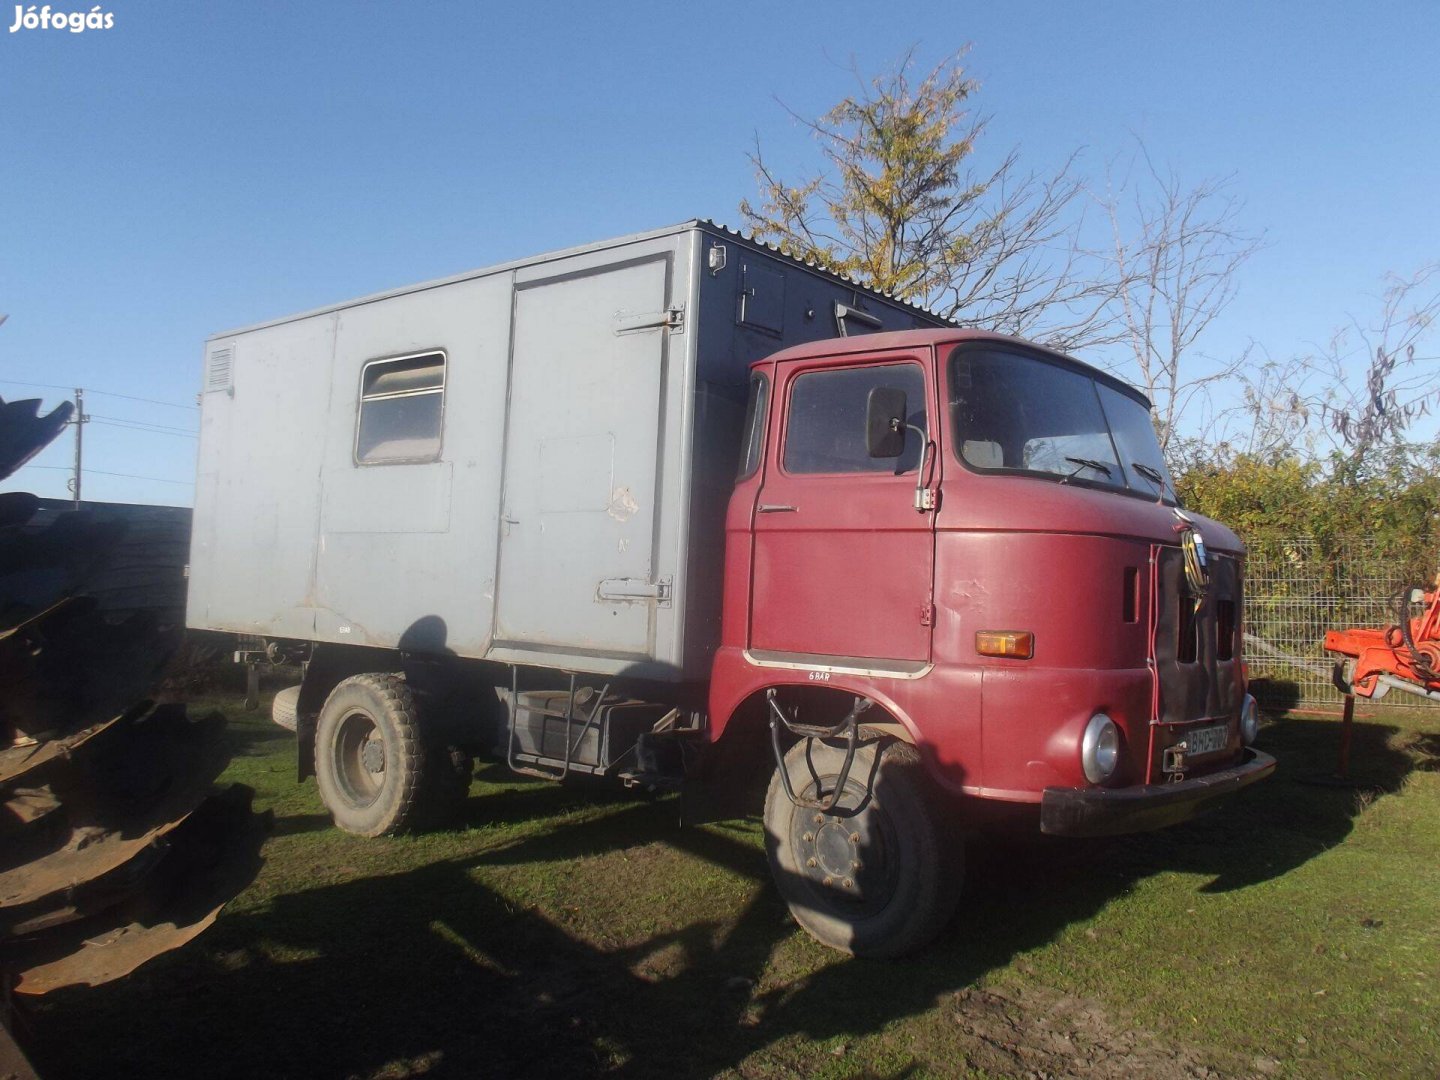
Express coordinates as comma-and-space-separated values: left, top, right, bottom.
1163, 743, 1188, 781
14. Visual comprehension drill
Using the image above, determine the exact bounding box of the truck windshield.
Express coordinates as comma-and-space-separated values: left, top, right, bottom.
948, 345, 1174, 500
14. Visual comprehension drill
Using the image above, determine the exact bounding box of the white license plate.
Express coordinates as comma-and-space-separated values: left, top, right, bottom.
1184, 723, 1229, 756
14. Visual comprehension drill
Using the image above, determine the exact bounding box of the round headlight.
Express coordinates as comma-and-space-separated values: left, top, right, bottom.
1240, 694, 1260, 745
1081, 713, 1121, 785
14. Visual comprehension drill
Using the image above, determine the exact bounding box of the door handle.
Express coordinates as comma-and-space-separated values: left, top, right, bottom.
757, 504, 798, 513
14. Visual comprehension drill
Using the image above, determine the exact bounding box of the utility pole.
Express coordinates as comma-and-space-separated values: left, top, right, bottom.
69, 387, 88, 508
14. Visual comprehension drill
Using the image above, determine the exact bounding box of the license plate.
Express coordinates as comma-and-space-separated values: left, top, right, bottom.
1184, 723, 1229, 756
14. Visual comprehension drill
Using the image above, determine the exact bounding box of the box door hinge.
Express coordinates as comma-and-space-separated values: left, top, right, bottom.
920, 602, 934, 627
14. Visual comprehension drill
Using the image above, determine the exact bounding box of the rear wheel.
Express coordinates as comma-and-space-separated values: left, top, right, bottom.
314, 674, 425, 837
764, 733, 961, 958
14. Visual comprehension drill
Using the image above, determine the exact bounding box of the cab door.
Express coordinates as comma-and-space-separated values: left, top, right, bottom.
749, 352, 938, 666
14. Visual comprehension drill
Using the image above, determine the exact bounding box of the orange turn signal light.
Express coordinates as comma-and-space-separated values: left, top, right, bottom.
975, 630, 1034, 659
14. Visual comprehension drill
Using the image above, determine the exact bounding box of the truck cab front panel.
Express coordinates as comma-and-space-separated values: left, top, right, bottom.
711, 329, 1268, 835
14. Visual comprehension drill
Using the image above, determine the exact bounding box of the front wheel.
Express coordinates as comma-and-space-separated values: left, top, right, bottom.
763, 733, 961, 958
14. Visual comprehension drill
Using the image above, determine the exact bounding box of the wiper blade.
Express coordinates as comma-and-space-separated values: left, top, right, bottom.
1131, 461, 1172, 499
1062, 456, 1113, 482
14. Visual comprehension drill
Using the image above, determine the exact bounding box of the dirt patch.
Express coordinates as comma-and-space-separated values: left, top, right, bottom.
950, 984, 1274, 1079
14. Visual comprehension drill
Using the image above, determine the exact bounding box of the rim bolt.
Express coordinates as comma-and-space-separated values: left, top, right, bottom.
843, 878, 854, 889
822, 876, 833, 887
814, 814, 824, 825
802, 833, 814, 843
806, 858, 817, 868
851, 861, 862, 871
849, 833, 861, 843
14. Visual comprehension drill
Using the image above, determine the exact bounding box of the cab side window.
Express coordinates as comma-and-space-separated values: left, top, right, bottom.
784, 363, 926, 475
737, 371, 770, 480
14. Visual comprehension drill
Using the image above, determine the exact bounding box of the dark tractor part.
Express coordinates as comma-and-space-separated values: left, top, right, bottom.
0, 392, 268, 1049
0, 396, 74, 482
763, 732, 962, 959
0, 704, 271, 1003
313, 673, 427, 837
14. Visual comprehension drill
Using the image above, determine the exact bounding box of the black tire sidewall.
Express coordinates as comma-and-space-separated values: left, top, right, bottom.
764, 736, 960, 958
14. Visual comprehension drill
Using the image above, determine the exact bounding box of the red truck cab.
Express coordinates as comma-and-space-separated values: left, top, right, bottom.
708, 329, 1275, 956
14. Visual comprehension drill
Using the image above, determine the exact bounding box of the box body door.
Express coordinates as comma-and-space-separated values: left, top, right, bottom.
494, 253, 676, 659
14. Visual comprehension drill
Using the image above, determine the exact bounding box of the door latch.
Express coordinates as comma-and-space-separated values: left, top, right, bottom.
613, 304, 685, 335
597, 576, 673, 607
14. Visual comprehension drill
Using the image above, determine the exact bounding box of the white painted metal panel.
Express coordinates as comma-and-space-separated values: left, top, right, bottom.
310, 275, 511, 654
186, 318, 334, 638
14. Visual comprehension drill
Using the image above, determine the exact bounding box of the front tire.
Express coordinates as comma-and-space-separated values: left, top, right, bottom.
314, 673, 425, 837
764, 733, 961, 958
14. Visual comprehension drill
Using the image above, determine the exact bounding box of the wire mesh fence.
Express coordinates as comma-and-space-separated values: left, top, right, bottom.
1245, 537, 1437, 710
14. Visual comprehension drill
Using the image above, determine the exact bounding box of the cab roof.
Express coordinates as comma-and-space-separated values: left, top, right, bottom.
754, 328, 1152, 409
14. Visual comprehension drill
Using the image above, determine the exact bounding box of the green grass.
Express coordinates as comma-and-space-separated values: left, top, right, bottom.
25, 695, 1440, 1079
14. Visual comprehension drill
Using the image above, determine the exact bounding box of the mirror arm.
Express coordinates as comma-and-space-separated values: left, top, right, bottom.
894, 421, 935, 513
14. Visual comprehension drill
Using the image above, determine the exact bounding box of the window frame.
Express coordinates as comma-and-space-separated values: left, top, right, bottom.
737, 369, 770, 481
352, 348, 448, 467
945, 341, 1175, 504
778, 356, 930, 479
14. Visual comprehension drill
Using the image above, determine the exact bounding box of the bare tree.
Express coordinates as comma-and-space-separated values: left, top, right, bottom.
739, 49, 1121, 352
1205, 265, 1440, 468
1308, 265, 1440, 463
1100, 148, 1263, 454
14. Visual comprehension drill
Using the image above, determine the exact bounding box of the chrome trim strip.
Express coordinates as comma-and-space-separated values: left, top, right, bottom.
742, 649, 933, 680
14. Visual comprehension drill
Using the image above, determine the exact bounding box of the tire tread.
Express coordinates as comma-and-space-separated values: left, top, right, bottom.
314, 672, 426, 837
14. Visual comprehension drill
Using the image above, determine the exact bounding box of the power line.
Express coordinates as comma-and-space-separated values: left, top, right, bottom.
90, 413, 196, 433
88, 387, 199, 412
88, 469, 193, 486
90, 420, 198, 439
19, 464, 192, 486
90, 415, 198, 438
0, 378, 197, 411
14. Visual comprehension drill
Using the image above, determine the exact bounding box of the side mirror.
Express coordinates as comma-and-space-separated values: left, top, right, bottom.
866, 387, 907, 458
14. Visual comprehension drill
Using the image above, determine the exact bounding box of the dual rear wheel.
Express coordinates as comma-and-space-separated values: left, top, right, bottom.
312, 673, 472, 837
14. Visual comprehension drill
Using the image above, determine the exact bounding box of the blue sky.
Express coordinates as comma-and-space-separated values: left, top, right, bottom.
2, 0, 1436, 505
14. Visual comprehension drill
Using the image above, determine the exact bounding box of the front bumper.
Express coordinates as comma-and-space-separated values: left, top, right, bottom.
1039, 748, 1276, 837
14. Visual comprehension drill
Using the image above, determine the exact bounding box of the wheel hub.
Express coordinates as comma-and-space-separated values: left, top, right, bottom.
793, 798, 895, 912
813, 821, 856, 879
360, 736, 386, 774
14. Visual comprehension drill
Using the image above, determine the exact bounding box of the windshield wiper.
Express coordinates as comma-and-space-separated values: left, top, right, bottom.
1131, 461, 1172, 500
1061, 456, 1113, 483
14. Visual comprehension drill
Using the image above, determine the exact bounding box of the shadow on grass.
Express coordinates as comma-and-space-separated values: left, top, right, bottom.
211, 711, 295, 759
24, 716, 1422, 1080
